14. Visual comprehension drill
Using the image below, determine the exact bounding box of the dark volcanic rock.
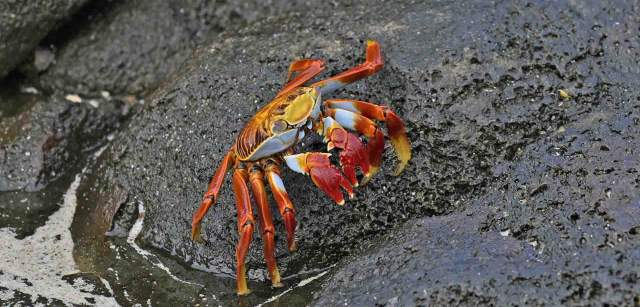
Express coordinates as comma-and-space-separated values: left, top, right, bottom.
76, 0, 640, 305
314, 96, 640, 304
0, 0, 87, 79
0, 85, 124, 192
312, 1, 640, 305
28, 0, 314, 97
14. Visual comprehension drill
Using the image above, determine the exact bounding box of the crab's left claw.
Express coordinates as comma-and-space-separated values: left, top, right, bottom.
285, 153, 354, 205
322, 117, 370, 186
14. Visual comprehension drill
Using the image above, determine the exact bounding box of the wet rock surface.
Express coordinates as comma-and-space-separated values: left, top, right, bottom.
2, 0, 640, 306
0, 82, 124, 193
73, 0, 640, 305
24, 0, 314, 97
0, 0, 87, 79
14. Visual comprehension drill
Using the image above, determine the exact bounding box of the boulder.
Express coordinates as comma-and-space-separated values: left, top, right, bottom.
0, 0, 88, 78
70, 0, 640, 305
27, 0, 314, 97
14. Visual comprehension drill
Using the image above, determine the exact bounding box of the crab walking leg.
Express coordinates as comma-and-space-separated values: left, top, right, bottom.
320, 117, 370, 186
232, 167, 255, 296
284, 152, 354, 205
248, 167, 284, 288
285, 59, 326, 83
277, 59, 326, 97
192, 150, 235, 241
310, 40, 383, 96
264, 163, 298, 251
325, 99, 411, 176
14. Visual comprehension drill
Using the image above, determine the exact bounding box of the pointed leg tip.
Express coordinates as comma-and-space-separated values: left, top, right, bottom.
272, 282, 285, 288
191, 226, 203, 242
337, 199, 345, 206
393, 162, 408, 176
362, 167, 380, 185
237, 288, 252, 296
288, 241, 298, 252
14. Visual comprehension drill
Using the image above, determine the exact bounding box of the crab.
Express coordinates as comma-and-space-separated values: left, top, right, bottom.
191, 40, 411, 295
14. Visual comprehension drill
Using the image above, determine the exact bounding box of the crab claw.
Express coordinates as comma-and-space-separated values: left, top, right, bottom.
325, 100, 411, 176
361, 128, 385, 185
285, 153, 354, 205
323, 117, 370, 186
385, 110, 411, 175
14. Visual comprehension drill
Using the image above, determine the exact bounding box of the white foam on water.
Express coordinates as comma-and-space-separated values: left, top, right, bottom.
255, 264, 335, 307
126, 202, 202, 287
0, 174, 119, 306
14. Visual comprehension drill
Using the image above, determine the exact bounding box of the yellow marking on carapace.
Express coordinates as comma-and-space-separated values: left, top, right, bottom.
235, 87, 318, 160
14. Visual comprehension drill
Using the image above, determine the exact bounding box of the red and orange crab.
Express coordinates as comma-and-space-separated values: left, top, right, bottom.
191, 40, 411, 295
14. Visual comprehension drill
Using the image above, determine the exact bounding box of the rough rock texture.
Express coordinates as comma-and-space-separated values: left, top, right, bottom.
1, 0, 315, 194
11, 0, 640, 305
0, 0, 88, 79
0, 85, 124, 192
312, 1, 640, 305
26, 0, 314, 97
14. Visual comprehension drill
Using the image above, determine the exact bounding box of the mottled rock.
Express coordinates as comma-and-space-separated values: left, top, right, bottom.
28, 0, 314, 97
0, 84, 124, 192
0, 0, 88, 78
58, 0, 640, 305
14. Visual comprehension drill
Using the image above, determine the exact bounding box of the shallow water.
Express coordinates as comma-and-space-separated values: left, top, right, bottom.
0, 164, 331, 306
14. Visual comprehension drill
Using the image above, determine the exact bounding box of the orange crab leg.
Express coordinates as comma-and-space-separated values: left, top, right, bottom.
276, 59, 325, 97
192, 150, 235, 241
264, 163, 298, 251
232, 167, 255, 296
248, 167, 283, 288
284, 153, 353, 205
311, 40, 383, 95
325, 99, 411, 176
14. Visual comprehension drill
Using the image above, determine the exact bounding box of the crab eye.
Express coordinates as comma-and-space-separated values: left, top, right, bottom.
271, 120, 288, 133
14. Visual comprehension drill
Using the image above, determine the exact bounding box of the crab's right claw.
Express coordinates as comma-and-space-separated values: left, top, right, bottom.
361, 129, 385, 185
323, 117, 370, 186
285, 153, 354, 205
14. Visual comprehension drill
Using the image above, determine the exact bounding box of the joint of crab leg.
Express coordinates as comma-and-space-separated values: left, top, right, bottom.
311, 40, 384, 95
192, 151, 235, 242
264, 166, 298, 252
249, 168, 283, 288
282, 208, 297, 251
284, 153, 354, 205
232, 168, 255, 296
236, 221, 254, 296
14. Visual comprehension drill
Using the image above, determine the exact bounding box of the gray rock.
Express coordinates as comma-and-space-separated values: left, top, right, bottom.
0, 0, 87, 79
29, 0, 315, 97
71, 0, 640, 305
0, 86, 124, 192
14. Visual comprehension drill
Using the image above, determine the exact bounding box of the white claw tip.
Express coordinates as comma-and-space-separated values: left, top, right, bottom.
327, 142, 335, 151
